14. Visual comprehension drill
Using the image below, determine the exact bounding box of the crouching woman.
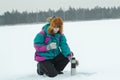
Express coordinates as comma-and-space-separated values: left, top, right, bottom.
34, 17, 73, 77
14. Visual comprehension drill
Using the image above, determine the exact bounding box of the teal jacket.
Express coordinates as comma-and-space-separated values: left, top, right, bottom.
34, 24, 72, 62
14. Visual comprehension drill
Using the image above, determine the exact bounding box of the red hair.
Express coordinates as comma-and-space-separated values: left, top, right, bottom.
48, 17, 63, 34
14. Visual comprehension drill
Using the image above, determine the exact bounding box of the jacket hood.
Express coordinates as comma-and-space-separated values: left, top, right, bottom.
43, 23, 50, 34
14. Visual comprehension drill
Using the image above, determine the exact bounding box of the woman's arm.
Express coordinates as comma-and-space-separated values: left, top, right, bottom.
59, 35, 73, 57
34, 33, 47, 52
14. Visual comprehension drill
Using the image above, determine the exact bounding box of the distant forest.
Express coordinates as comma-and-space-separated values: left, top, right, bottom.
0, 6, 120, 26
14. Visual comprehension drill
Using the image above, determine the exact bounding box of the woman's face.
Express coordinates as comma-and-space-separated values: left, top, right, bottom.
53, 26, 59, 34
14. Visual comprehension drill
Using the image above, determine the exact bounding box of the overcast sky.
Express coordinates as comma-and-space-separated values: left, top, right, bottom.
0, 0, 120, 14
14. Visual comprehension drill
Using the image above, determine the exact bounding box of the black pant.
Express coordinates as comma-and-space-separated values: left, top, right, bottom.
37, 53, 69, 77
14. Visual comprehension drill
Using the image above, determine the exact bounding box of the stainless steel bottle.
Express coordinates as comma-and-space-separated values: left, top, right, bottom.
71, 57, 76, 75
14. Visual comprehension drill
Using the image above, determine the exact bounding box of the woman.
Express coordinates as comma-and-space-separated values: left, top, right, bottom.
34, 17, 73, 77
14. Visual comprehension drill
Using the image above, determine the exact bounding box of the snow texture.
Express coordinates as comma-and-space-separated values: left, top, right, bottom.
0, 19, 120, 80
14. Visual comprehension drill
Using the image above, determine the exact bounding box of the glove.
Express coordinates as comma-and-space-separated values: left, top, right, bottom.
75, 60, 79, 66
67, 53, 79, 66
71, 58, 79, 66
47, 42, 57, 50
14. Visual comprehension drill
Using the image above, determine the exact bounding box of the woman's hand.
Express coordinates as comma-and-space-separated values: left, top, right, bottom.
47, 42, 57, 50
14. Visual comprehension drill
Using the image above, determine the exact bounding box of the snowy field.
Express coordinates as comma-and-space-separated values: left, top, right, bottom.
0, 19, 120, 80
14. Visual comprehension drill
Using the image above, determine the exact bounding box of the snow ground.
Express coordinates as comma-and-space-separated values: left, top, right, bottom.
0, 19, 120, 80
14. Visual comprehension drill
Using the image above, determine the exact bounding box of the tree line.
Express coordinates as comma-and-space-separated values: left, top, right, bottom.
0, 6, 120, 26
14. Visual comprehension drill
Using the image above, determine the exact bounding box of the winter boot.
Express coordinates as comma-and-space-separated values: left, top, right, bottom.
58, 71, 63, 74
37, 62, 44, 75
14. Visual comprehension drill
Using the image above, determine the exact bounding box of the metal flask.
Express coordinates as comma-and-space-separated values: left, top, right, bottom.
71, 57, 76, 75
